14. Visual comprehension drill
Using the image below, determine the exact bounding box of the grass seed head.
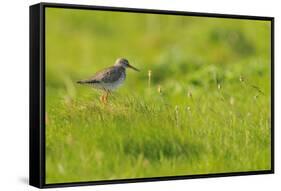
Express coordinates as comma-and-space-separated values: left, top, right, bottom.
148, 70, 152, 77
148, 70, 152, 88
217, 84, 221, 90
157, 85, 162, 94
239, 75, 244, 82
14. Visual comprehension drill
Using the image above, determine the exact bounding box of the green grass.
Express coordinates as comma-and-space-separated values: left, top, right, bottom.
45, 8, 272, 183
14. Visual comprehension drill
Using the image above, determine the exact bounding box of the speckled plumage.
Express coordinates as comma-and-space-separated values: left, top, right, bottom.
77, 58, 139, 94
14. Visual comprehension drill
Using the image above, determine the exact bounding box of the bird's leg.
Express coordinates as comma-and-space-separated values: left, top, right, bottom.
100, 89, 111, 104
99, 89, 111, 104
100, 89, 106, 104
99, 94, 104, 103
104, 90, 110, 103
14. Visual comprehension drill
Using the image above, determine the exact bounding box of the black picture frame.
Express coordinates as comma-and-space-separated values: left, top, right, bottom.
29, 2, 275, 188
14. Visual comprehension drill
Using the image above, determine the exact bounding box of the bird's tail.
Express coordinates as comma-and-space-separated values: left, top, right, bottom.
77, 80, 84, 84
76, 79, 99, 84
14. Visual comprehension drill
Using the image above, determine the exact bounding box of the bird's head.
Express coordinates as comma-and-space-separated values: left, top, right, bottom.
115, 58, 139, 72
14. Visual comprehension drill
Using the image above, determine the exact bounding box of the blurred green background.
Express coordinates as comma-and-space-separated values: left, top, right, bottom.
45, 7, 271, 184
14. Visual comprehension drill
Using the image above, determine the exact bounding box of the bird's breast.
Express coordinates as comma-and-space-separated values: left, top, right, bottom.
103, 72, 126, 91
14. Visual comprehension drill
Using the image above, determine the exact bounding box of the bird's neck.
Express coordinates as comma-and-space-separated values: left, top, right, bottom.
115, 65, 126, 70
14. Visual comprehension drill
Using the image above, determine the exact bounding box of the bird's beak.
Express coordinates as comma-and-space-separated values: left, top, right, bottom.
128, 64, 140, 72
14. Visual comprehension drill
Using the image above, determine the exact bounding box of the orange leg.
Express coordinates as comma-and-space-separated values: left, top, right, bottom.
104, 90, 110, 104
99, 94, 105, 103
100, 90, 110, 104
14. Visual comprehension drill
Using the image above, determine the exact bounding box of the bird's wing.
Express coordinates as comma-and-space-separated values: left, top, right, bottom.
84, 66, 123, 83
98, 67, 124, 83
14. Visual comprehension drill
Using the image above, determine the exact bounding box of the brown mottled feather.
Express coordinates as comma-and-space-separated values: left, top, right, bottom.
77, 66, 125, 84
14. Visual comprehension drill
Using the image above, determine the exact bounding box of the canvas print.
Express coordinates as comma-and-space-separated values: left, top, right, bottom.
45, 7, 272, 184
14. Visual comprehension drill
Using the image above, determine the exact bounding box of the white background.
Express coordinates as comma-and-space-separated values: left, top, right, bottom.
0, 0, 279, 190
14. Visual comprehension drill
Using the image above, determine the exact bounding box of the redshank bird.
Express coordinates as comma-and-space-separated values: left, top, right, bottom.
77, 58, 139, 103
